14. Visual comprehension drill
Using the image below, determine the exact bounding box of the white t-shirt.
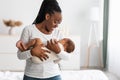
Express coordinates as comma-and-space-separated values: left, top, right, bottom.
17, 24, 70, 78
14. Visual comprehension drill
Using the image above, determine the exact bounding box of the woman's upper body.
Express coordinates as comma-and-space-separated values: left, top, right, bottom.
17, 0, 70, 78
17, 24, 70, 78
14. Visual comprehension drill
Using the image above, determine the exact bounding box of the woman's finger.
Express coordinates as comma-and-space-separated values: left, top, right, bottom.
41, 50, 49, 58
44, 49, 51, 53
42, 56, 47, 60
43, 53, 49, 58
47, 41, 50, 47
39, 57, 43, 61
50, 39, 54, 44
53, 39, 58, 44
40, 53, 49, 61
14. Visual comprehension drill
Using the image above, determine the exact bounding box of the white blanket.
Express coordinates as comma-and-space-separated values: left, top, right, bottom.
61, 70, 108, 80
0, 70, 108, 80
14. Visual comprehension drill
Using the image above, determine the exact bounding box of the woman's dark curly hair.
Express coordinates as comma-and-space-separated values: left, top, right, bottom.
33, 0, 62, 24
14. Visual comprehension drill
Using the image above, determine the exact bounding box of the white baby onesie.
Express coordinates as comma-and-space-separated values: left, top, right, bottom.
31, 43, 64, 64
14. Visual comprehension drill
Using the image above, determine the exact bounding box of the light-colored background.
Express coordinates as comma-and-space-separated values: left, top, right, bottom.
0, 0, 120, 79
0, 0, 103, 68
107, 0, 120, 78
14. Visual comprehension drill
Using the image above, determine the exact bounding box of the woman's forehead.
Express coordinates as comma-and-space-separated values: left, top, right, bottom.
51, 12, 62, 20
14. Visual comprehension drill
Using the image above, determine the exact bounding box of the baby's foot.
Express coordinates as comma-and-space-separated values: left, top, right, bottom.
16, 40, 27, 51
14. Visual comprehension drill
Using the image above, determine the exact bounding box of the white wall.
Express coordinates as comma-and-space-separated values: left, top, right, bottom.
108, 0, 120, 77
0, 0, 103, 68
59, 0, 103, 67
0, 0, 42, 35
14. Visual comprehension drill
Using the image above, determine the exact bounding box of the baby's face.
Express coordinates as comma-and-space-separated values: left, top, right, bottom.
59, 38, 75, 53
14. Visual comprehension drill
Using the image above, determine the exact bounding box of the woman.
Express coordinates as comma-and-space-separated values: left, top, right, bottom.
17, 0, 69, 80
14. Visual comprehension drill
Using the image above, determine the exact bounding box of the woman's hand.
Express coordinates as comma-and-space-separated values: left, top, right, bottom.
46, 39, 61, 54
30, 46, 50, 61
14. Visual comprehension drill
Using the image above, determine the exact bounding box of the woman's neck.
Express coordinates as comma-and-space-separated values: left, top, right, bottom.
35, 23, 51, 35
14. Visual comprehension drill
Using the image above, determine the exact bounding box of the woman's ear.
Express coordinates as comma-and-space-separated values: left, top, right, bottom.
45, 13, 50, 20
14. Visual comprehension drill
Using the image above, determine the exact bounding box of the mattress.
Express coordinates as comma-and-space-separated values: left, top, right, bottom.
0, 70, 108, 80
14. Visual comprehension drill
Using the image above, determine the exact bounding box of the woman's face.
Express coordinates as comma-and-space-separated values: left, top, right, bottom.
45, 12, 62, 33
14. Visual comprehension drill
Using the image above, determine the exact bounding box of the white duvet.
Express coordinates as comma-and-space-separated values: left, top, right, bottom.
0, 70, 108, 80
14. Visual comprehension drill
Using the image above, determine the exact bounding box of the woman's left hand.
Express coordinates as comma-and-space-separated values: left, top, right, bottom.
46, 39, 61, 54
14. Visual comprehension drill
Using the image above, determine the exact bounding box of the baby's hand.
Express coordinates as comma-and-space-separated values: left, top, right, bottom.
16, 40, 26, 51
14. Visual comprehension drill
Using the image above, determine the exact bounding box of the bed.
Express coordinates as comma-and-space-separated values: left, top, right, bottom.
0, 70, 108, 80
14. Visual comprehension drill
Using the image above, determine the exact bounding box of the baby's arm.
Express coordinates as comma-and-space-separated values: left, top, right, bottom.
25, 38, 43, 49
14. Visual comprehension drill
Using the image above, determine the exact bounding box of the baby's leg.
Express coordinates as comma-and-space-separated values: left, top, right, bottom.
16, 40, 26, 51
34, 38, 43, 46
26, 38, 43, 49
16, 40, 22, 48
25, 39, 37, 49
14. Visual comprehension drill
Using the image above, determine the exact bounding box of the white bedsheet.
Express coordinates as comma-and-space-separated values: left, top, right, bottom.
0, 70, 108, 80
61, 70, 108, 80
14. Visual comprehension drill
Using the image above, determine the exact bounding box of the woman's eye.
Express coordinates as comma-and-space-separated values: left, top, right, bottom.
54, 21, 58, 24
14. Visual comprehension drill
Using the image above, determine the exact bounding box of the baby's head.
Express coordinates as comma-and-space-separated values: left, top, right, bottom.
59, 38, 75, 53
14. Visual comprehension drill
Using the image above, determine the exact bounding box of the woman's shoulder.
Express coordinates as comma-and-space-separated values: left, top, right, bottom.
23, 24, 35, 30
22, 24, 36, 33
21, 24, 35, 35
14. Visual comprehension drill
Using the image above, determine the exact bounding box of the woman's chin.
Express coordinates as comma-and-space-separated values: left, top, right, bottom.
49, 29, 54, 32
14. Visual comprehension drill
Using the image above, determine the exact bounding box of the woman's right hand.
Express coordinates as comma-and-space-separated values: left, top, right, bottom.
30, 46, 50, 61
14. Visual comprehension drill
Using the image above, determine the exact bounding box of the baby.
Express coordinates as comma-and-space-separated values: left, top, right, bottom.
16, 38, 75, 63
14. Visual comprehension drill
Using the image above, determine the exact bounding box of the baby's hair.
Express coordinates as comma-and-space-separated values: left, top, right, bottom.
65, 38, 75, 53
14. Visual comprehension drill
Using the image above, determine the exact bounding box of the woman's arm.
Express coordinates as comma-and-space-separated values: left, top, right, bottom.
17, 26, 49, 60
17, 27, 32, 60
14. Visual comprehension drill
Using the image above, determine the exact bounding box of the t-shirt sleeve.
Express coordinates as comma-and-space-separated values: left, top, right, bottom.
17, 27, 32, 60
